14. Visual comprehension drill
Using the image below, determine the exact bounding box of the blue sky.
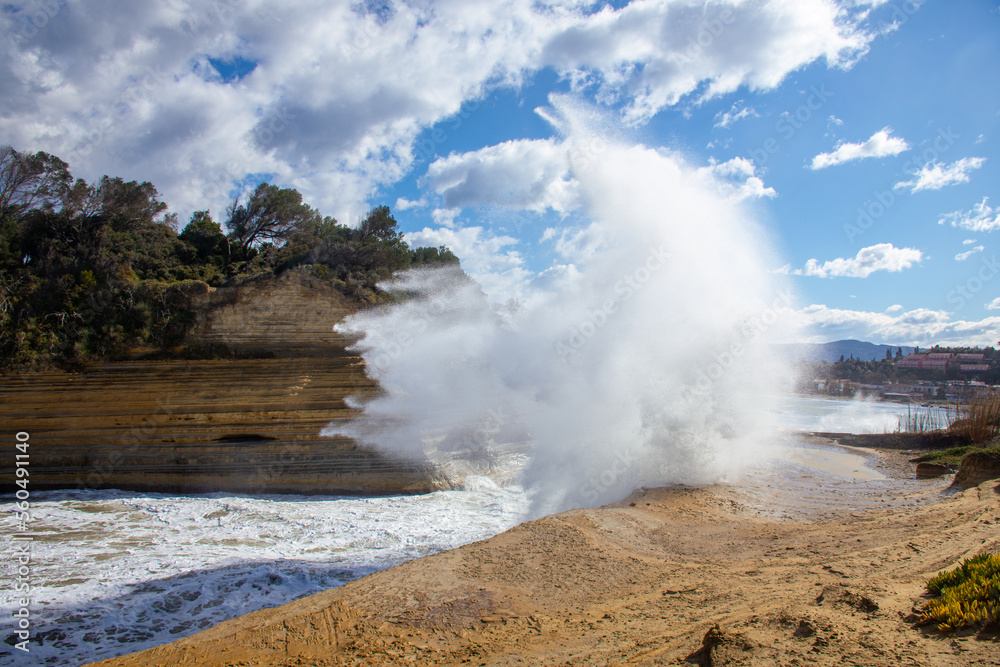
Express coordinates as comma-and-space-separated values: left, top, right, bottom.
2, 0, 998, 345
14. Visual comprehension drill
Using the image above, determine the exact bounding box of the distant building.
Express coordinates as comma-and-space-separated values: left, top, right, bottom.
960, 364, 990, 372
955, 353, 985, 361
897, 354, 949, 370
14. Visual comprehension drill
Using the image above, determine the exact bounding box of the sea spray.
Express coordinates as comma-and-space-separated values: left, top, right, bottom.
327, 97, 798, 516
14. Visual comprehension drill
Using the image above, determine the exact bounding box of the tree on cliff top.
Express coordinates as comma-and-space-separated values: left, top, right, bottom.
0, 144, 464, 368
0, 146, 72, 223
352, 205, 411, 275
226, 183, 321, 257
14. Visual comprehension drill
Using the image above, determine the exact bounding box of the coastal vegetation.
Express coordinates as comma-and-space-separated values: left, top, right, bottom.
952, 389, 1000, 443
905, 392, 1000, 465
0, 146, 457, 369
922, 553, 1000, 632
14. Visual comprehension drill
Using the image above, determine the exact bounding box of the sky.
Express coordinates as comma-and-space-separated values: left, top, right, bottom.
2, 0, 999, 346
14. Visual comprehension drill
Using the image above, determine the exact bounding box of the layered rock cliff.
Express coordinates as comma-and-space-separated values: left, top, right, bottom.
185, 268, 361, 356
1, 269, 448, 495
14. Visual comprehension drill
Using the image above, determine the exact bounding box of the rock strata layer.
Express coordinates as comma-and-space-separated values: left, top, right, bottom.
1, 356, 445, 495
1, 270, 447, 496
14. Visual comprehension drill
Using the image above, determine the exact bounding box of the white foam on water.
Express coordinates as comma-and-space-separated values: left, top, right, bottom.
1, 485, 528, 665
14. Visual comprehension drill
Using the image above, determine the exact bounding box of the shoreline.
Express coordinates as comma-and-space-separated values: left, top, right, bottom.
88, 440, 1000, 667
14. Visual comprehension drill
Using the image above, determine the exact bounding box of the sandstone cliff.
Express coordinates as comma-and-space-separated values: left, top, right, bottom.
186, 268, 361, 356
1, 269, 447, 496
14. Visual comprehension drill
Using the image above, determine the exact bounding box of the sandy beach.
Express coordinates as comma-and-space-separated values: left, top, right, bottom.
88, 443, 1000, 666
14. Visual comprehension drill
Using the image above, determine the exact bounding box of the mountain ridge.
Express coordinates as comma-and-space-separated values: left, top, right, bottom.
775, 339, 916, 363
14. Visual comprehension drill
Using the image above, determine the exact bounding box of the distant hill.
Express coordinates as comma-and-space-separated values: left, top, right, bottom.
775, 339, 915, 363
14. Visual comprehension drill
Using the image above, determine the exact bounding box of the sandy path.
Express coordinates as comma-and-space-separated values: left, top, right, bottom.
89, 448, 1000, 666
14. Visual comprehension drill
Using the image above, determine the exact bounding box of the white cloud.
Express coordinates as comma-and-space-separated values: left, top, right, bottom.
793, 243, 922, 278
543, 0, 874, 124
427, 143, 777, 215
713, 101, 758, 129
962, 238, 978, 245
541, 223, 607, 262
395, 196, 426, 211
792, 305, 1000, 346
987, 298, 1000, 311
939, 197, 1000, 232
425, 139, 579, 213
886, 304, 902, 313
0, 0, 881, 222
809, 128, 909, 169
894, 157, 986, 193
431, 208, 461, 228
955, 245, 984, 262
695, 156, 776, 201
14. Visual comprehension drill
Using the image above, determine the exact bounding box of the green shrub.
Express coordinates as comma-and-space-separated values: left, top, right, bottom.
922, 554, 1000, 631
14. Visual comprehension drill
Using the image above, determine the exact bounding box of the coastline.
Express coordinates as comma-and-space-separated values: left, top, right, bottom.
87, 441, 1000, 667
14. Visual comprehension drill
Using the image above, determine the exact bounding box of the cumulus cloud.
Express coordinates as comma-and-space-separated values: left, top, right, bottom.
792, 243, 922, 278
426, 142, 776, 216
0, 0, 881, 223
955, 245, 984, 262
809, 128, 909, 169
696, 156, 776, 201
894, 157, 987, 193
938, 197, 1000, 232
425, 139, 578, 213
792, 305, 1000, 346
395, 197, 427, 211
987, 298, 1000, 311
543, 0, 874, 124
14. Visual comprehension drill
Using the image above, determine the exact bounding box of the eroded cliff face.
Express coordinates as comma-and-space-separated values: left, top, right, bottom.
186, 268, 361, 356
952, 448, 1000, 489
2, 270, 448, 496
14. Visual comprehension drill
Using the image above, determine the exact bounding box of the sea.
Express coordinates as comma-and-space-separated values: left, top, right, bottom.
2, 395, 955, 665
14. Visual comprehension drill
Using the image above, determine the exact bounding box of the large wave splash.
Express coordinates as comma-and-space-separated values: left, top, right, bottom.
326, 100, 797, 516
